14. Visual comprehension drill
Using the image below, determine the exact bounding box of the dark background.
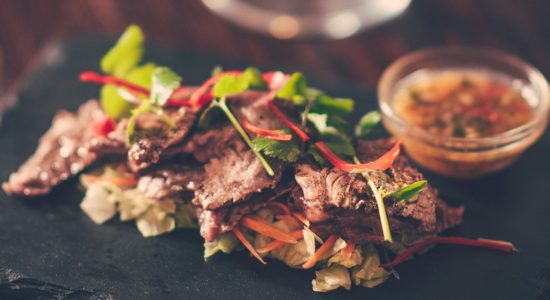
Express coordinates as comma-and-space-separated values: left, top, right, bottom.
1, 0, 550, 100
1, 1, 550, 299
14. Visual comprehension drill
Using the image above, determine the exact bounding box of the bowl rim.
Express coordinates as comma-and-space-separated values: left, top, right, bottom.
377, 46, 550, 148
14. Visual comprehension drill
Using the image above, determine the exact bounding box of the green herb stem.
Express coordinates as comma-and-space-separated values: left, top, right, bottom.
368, 179, 393, 243
354, 156, 393, 243
217, 97, 275, 177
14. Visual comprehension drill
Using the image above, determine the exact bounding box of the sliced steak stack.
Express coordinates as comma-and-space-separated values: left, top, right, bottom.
3, 100, 105, 197
192, 91, 292, 242
291, 139, 463, 244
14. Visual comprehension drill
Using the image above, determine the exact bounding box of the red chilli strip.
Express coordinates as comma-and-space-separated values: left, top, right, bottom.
267, 100, 310, 142
241, 115, 292, 141
314, 141, 401, 172
92, 116, 116, 137
80, 71, 149, 95
188, 70, 243, 108
80, 71, 195, 107
380, 237, 516, 269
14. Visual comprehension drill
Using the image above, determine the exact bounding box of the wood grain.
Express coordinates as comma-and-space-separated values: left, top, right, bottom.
0, 0, 549, 91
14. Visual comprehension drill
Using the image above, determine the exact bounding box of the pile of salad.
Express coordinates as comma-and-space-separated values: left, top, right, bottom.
3, 25, 516, 292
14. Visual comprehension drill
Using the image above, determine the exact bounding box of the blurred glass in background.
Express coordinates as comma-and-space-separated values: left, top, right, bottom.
202, 0, 411, 39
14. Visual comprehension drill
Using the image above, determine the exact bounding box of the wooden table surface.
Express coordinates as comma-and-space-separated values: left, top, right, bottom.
1, 0, 549, 95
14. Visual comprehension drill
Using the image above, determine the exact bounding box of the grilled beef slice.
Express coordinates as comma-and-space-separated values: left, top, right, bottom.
137, 161, 204, 200
197, 181, 293, 242
291, 139, 463, 244
127, 107, 196, 171
3, 100, 105, 197
162, 91, 288, 163
194, 139, 284, 242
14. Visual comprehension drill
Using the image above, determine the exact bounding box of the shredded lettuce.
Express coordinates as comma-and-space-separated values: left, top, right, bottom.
79, 167, 187, 238
327, 245, 363, 269
80, 184, 117, 224
351, 245, 391, 288
204, 232, 240, 259
312, 265, 352, 292
135, 200, 176, 237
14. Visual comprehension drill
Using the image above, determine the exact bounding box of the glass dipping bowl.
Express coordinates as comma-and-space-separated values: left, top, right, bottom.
378, 47, 550, 179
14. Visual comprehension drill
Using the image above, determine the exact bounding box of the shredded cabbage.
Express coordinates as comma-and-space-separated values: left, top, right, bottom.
80, 184, 116, 224
79, 166, 189, 238
327, 245, 363, 268
204, 232, 240, 259
312, 265, 351, 292
351, 245, 391, 288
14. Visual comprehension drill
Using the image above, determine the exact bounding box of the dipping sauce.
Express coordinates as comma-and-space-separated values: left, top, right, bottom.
379, 47, 549, 179
393, 70, 534, 138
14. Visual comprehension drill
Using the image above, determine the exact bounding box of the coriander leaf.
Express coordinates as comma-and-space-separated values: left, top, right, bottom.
307, 113, 330, 133
355, 111, 381, 138
101, 25, 145, 76
327, 114, 352, 135
310, 94, 354, 115
242, 67, 268, 90
389, 180, 427, 202
252, 137, 301, 163
307, 113, 355, 157
323, 133, 355, 157
213, 74, 249, 98
277, 72, 307, 105
150, 67, 182, 106
126, 63, 157, 88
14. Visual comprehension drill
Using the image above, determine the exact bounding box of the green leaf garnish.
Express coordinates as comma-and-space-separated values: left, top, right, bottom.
242, 67, 267, 90
310, 94, 354, 115
100, 64, 157, 120
277, 72, 307, 105
355, 111, 381, 138
150, 67, 182, 106
307, 113, 355, 158
126, 63, 157, 89
251, 136, 301, 163
101, 25, 145, 76
100, 85, 134, 120
323, 134, 355, 157
213, 74, 250, 98
389, 180, 427, 202
126, 101, 151, 143
216, 97, 275, 176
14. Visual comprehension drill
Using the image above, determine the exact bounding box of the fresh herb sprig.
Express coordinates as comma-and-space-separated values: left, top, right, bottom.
126, 67, 181, 142
210, 69, 276, 176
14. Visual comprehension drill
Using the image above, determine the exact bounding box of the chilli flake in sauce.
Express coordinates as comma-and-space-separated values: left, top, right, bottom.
393, 70, 533, 138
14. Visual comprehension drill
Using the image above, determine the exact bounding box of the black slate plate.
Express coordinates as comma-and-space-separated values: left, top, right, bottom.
1, 38, 549, 300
